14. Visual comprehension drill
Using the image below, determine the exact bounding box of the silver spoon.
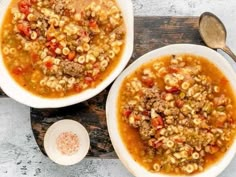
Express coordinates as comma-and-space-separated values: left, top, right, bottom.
199, 12, 236, 62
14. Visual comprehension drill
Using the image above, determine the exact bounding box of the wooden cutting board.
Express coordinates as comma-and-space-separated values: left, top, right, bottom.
1, 16, 204, 158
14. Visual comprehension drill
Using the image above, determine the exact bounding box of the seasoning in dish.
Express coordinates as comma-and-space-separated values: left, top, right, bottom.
1, 0, 125, 98
44, 119, 90, 166
118, 54, 236, 175
56, 131, 80, 155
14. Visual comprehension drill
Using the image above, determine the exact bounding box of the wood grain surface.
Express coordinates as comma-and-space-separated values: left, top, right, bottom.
16, 16, 203, 158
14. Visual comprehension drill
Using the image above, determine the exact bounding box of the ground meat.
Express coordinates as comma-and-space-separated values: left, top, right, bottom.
139, 121, 155, 140
60, 60, 84, 77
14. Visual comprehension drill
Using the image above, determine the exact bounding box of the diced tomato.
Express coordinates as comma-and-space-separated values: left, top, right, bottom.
46, 41, 59, 55
142, 110, 149, 116
175, 99, 184, 108
166, 86, 180, 93
151, 116, 164, 129
31, 53, 39, 63
12, 66, 23, 75
17, 23, 30, 37
74, 84, 82, 92
134, 115, 141, 120
150, 140, 163, 149
68, 51, 76, 61
123, 109, 132, 117
93, 62, 100, 68
141, 76, 154, 87
18, 0, 31, 15
209, 145, 219, 154
89, 20, 97, 28
46, 35, 54, 41
45, 61, 53, 69
85, 77, 93, 85
174, 138, 184, 143
168, 66, 179, 73
30, 0, 37, 3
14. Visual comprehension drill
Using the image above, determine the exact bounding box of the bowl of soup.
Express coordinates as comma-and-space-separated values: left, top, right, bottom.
106, 44, 236, 177
0, 0, 133, 108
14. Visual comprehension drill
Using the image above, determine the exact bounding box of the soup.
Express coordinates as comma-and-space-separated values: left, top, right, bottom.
118, 54, 236, 175
1, 0, 125, 98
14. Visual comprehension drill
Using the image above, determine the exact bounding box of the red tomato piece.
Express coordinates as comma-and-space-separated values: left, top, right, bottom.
123, 109, 132, 117
85, 77, 93, 85
18, 0, 31, 15
151, 116, 164, 129
45, 61, 53, 69
31, 53, 39, 63
17, 23, 30, 37
12, 66, 23, 75
30, 0, 37, 3
166, 86, 180, 93
74, 84, 82, 92
141, 76, 154, 87
175, 99, 184, 108
89, 20, 97, 28
168, 66, 179, 73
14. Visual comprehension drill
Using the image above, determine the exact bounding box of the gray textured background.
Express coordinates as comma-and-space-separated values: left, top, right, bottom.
1, 0, 236, 177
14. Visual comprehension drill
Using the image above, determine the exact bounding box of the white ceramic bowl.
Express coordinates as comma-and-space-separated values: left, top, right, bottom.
106, 44, 236, 177
44, 119, 90, 166
0, 0, 134, 108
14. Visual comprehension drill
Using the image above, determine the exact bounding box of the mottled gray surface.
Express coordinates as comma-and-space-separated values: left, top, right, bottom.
1, 0, 236, 177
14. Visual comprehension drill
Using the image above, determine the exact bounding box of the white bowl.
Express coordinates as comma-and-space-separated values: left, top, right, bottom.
44, 119, 90, 166
106, 44, 236, 177
0, 0, 134, 108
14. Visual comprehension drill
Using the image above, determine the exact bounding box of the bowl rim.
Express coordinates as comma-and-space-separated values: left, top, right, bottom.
0, 0, 134, 108
106, 44, 236, 177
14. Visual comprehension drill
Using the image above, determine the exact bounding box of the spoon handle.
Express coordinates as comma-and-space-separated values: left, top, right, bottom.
222, 45, 236, 62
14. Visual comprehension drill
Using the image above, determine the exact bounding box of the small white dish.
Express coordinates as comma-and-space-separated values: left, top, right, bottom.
44, 119, 90, 166
106, 44, 236, 177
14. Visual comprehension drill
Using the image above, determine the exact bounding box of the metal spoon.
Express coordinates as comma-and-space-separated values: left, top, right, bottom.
199, 12, 236, 62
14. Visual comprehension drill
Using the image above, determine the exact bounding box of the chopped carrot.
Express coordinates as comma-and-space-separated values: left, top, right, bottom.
68, 51, 76, 61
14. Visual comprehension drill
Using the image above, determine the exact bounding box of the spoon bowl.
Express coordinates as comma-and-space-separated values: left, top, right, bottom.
199, 12, 236, 61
